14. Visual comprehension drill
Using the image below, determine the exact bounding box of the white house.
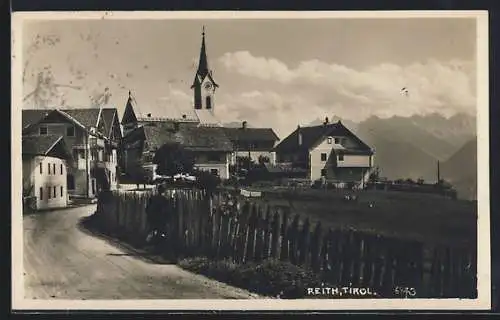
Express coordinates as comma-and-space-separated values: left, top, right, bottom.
22, 135, 73, 210
275, 118, 375, 186
22, 107, 122, 199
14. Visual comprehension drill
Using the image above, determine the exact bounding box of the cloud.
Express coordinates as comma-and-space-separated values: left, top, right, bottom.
218, 51, 477, 119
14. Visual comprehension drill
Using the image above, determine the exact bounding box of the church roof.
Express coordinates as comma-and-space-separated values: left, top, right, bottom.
194, 109, 222, 127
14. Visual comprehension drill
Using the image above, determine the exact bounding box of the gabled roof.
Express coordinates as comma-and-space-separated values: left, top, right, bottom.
121, 96, 138, 125
22, 108, 119, 138
99, 108, 119, 138
130, 121, 233, 152
22, 109, 51, 130
223, 127, 280, 142
60, 108, 100, 128
22, 134, 72, 160
275, 121, 373, 154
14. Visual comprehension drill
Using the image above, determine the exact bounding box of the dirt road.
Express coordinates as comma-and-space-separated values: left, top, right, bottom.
23, 205, 259, 300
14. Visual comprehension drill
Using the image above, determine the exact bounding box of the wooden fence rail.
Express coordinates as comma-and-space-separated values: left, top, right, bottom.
95, 188, 477, 299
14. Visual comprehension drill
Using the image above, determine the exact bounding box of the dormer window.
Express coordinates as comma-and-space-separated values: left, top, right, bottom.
327, 137, 333, 144
39, 126, 48, 135
334, 137, 340, 144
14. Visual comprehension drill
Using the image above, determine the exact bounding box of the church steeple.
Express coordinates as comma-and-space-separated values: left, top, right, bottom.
191, 27, 218, 112
196, 26, 210, 81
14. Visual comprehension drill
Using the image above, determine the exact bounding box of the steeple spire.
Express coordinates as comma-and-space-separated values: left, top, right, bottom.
196, 26, 209, 80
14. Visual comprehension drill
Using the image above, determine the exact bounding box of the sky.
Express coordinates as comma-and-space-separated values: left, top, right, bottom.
21, 16, 478, 138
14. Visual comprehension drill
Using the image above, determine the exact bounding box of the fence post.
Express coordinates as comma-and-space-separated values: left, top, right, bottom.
270, 210, 281, 260
297, 218, 311, 267
288, 214, 300, 265
310, 222, 323, 273
254, 205, 266, 262
279, 207, 290, 261
245, 204, 258, 262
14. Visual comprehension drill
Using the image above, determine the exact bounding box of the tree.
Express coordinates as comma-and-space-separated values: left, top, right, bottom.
194, 170, 221, 197
153, 142, 195, 177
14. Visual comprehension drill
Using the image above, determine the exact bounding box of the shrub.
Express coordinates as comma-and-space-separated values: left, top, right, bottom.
194, 170, 221, 196
178, 257, 326, 298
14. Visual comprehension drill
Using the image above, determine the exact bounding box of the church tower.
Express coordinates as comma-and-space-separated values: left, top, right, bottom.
191, 27, 219, 114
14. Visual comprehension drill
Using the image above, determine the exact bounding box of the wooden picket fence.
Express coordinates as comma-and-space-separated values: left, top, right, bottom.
95, 188, 477, 299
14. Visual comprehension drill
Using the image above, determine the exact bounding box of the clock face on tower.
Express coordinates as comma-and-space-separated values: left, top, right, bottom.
204, 82, 213, 91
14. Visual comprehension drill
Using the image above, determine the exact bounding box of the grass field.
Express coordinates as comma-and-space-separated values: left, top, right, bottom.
244, 187, 477, 248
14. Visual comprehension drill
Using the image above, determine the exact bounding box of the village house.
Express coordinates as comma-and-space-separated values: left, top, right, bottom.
119, 28, 279, 180
223, 121, 280, 165
274, 117, 375, 187
22, 107, 122, 199
121, 119, 233, 180
22, 134, 72, 210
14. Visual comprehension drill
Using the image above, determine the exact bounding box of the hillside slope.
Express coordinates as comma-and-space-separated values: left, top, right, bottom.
441, 138, 477, 200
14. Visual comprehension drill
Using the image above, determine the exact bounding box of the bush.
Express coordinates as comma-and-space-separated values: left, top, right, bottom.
178, 257, 326, 298
194, 170, 221, 195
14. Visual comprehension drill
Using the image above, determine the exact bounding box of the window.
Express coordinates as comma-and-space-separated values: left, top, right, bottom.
39, 126, 48, 135
47, 186, 51, 199
48, 163, 51, 175
39, 163, 43, 174
53, 163, 56, 174
66, 125, 75, 137
338, 154, 344, 161
67, 174, 75, 190
321, 169, 327, 177
91, 179, 96, 194
210, 169, 219, 176
334, 137, 340, 144
327, 137, 333, 144
53, 186, 56, 197
206, 96, 212, 109
60, 186, 63, 197
60, 164, 63, 175
39, 187, 43, 200
321, 153, 327, 161
73, 149, 79, 160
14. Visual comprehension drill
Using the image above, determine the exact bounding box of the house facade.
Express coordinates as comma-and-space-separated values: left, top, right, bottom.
223, 121, 280, 166
275, 118, 375, 186
22, 107, 122, 199
22, 135, 72, 210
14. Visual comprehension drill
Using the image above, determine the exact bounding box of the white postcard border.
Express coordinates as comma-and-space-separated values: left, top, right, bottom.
11, 10, 491, 311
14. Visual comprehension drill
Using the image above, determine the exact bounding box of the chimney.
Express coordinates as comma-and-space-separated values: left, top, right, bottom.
297, 125, 302, 146
242, 121, 248, 129
324, 117, 329, 125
